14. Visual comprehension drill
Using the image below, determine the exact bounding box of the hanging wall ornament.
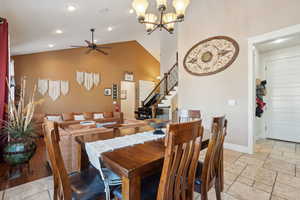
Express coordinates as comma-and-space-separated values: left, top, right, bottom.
93, 73, 100, 86
76, 71, 84, 85
60, 80, 69, 96
84, 72, 94, 91
38, 79, 48, 96
48, 80, 61, 101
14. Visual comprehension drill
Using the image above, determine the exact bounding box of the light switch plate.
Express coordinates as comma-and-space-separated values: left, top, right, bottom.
228, 99, 237, 106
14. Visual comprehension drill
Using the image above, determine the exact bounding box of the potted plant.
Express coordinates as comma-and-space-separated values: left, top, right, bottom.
1, 77, 41, 166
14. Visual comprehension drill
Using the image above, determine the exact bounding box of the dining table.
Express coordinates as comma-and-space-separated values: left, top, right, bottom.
75, 127, 212, 200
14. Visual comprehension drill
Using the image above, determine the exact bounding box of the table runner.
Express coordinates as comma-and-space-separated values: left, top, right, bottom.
85, 130, 166, 171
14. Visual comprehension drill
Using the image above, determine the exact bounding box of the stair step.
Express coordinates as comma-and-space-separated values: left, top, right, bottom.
158, 104, 169, 107
161, 97, 167, 101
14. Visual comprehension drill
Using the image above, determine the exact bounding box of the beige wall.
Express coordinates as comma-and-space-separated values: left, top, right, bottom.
177, 0, 300, 147
160, 30, 178, 77
14, 41, 160, 114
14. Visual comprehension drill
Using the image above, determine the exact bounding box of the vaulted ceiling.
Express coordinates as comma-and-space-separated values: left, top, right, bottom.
1, 0, 161, 60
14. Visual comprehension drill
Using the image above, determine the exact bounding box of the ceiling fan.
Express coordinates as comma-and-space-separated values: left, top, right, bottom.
70, 28, 111, 55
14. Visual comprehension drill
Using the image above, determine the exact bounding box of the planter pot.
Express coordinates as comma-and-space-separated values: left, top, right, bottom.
3, 139, 37, 166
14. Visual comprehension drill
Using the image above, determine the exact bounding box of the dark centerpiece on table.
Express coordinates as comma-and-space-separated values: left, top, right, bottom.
149, 121, 167, 135
1, 77, 42, 166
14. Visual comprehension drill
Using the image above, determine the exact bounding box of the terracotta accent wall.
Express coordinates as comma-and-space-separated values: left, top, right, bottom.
13, 41, 160, 114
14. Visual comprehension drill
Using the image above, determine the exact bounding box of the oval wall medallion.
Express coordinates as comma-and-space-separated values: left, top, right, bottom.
183, 36, 239, 76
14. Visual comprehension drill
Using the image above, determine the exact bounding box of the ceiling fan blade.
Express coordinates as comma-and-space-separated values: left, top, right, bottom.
85, 40, 92, 46
96, 45, 112, 49
85, 48, 93, 54
70, 45, 86, 48
95, 49, 108, 55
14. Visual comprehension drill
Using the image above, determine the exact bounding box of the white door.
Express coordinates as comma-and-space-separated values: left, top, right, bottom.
266, 56, 300, 142
121, 81, 136, 120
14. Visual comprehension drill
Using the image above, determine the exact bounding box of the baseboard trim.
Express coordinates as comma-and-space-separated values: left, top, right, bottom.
224, 143, 251, 154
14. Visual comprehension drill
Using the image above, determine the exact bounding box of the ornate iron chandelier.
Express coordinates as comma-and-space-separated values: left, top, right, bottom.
132, 0, 190, 34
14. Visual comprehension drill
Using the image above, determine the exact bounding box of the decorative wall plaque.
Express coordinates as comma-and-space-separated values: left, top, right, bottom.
124, 71, 134, 81
104, 88, 112, 96
183, 36, 239, 76
112, 84, 118, 100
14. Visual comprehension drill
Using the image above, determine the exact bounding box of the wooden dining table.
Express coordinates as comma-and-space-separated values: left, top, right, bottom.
75, 128, 211, 200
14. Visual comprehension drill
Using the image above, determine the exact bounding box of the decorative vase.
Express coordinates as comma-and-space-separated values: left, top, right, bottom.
3, 138, 37, 166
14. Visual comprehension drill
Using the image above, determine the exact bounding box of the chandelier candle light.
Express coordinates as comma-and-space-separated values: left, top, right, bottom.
132, 0, 190, 34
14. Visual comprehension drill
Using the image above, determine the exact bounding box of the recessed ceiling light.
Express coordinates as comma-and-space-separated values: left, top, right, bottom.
55, 29, 63, 34
48, 44, 54, 48
129, 9, 134, 14
107, 26, 113, 31
67, 5, 77, 12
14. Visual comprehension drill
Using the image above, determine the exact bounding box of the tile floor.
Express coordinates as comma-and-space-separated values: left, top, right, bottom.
1, 139, 300, 200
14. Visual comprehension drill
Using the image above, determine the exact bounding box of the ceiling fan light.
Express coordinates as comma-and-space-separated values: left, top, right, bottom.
145, 13, 157, 32
156, 0, 167, 11
172, 0, 190, 19
132, 0, 149, 22
163, 13, 176, 32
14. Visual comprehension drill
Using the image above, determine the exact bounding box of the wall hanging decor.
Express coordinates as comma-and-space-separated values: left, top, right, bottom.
112, 84, 118, 100
104, 88, 112, 96
76, 71, 84, 85
60, 80, 69, 96
38, 79, 48, 96
48, 80, 61, 101
124, 71, 134, 81
84, 72, 94, 91
93, 73, 100, 86
76, 71, 101, 91
183, 36, 239, 76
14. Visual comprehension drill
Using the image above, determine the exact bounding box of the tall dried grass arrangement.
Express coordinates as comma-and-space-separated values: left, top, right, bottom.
2, 77, 43, 141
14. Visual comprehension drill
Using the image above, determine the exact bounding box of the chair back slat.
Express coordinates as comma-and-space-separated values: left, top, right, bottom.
201, 116, 227, 194
44, 121, 72, 200
157, 120, 204, 200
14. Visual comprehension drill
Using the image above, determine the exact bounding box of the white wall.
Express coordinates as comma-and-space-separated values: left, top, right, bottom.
160, 30, 178, 76
176, 0, 300, 150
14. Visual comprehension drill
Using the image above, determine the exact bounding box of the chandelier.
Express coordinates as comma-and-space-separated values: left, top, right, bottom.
132, 0, 190, 34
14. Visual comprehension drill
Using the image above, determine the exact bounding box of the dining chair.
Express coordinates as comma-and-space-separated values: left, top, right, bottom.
194, 116, 228, 200
44, 121, 106, 200
113, 120, 204, 200
179, 109, 201, 122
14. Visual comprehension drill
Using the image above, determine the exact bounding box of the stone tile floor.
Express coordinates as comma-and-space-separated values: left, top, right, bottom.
1, 139, 300, 200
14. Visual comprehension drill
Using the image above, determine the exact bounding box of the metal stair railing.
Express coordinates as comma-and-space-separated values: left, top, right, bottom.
142, 62, 178, 107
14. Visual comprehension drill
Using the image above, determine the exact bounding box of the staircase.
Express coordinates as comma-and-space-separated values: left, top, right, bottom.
141, 60, 178, 119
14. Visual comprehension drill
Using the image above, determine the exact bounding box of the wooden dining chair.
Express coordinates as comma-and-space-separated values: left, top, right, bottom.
194, 116, 228, 200
113, 120, 204, 200
179, 109, 201, 122
44, 121, 106, 200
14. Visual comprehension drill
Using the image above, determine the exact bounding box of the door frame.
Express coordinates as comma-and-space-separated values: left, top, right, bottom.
248, 24, 300, 154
